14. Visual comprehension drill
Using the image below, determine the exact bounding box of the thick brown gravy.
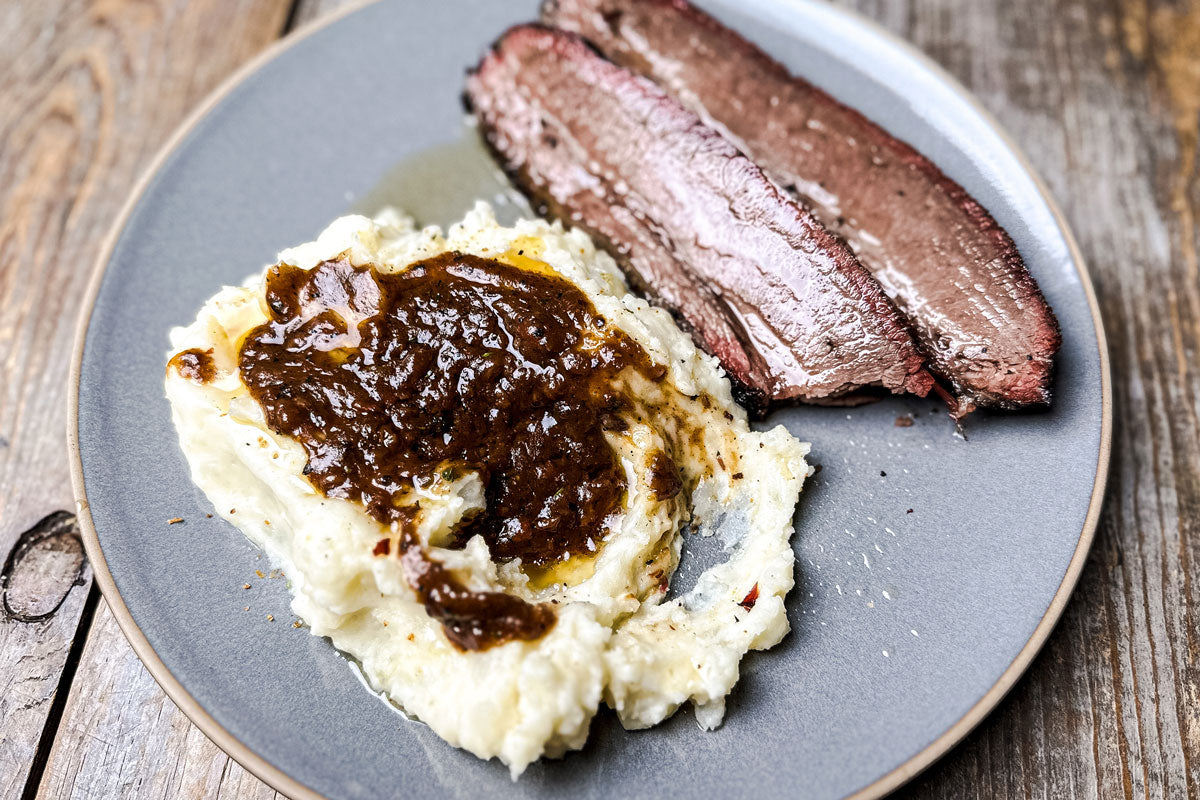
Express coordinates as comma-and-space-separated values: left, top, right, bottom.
168, 348, 216, 383
398, 528, 556, 651
237, 251, 668, 649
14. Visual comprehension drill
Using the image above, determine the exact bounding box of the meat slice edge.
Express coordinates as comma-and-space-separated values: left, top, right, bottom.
465, 24, 933, 407
545, 0, 1061, 410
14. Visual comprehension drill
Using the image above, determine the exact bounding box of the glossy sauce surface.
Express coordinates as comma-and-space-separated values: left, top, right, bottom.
168, 348, 216, 383
238, 251, 660, 648
398, 529, 556, 650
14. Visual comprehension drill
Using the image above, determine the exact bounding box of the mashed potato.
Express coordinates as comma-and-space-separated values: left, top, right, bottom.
166, 203, 810, 775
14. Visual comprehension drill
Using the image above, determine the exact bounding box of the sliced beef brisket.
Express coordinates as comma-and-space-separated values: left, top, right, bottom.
545, 0, 1061, 410
466, 25, 932, 406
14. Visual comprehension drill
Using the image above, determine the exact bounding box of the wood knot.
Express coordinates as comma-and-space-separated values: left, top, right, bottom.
1, 511, 87, 623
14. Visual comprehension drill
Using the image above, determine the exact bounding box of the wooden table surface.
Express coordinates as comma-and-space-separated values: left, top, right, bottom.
1, 0, 1195, 797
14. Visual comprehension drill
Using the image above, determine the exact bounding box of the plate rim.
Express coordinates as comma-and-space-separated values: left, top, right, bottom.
66, 2, 1113, 798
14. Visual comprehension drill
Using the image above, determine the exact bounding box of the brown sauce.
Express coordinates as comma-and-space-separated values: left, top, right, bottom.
647, 451, 682, 500
169, 348, 216, 383
398, 530, 556, 650
238, 251, 662, 649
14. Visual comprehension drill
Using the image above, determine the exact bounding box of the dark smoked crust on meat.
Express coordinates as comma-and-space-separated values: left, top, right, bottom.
544, 0, 1061, 410
466, 25, 933, 405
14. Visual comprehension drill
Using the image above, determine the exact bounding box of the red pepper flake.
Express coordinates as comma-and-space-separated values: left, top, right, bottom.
373, 538, 391, 556
738, 583, 760, 611
894, 415, 914, 427
167, 517, 184, 525
907, 508, 914, 514
731, 472, 744, 480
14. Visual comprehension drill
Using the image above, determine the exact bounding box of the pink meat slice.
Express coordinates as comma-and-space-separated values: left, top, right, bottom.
466, 25, 933, 406
545, 0, 1061, 410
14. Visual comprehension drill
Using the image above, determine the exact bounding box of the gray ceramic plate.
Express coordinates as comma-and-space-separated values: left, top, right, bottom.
69, 1, 1110, 798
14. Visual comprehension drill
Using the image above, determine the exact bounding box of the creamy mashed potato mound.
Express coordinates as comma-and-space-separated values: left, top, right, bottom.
166, 203, 810, 775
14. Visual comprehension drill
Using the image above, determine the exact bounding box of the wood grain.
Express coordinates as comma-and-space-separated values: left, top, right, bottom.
878, 0, 1200, 797
0, 0, 289, 797
34, 603, 280, 800
2, 0, 1196, 798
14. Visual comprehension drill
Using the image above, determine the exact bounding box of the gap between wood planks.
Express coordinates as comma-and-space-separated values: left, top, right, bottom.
6, 1, 1197, 798
17, 583, 99, 800
0, 0, 308, 794
0, 509, 94, 798
281, 0, 307, 36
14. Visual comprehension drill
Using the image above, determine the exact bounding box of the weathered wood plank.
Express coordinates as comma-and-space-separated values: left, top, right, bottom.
0, 514, 93, 799
880, 0, 1200, 797
34, 603, 280, 800
23, 0, 1200, 798
0, 0, 290, 796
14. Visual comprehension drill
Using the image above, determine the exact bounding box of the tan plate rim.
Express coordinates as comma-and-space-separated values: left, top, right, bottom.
67, 2, 1113, 799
